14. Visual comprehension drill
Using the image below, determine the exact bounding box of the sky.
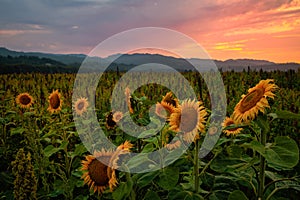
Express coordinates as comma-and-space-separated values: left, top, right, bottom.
0, 0, 299, 63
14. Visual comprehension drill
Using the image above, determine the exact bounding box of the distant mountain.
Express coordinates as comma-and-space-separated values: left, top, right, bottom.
1, 47, 299, 73
0, 47, 86, 65
106, 53, 300, 72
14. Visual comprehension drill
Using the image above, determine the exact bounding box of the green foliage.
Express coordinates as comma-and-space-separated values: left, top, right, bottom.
0, 70, 299, 199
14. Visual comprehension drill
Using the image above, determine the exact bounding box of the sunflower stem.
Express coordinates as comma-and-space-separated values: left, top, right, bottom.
258, 127, 267, 199
194, 139, 200, 193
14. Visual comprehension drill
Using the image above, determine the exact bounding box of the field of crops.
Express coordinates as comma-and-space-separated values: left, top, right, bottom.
0, 69, 299, 200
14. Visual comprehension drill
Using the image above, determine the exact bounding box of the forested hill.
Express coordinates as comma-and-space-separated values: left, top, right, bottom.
1, 47, 300, 73
0, 55, 79, 74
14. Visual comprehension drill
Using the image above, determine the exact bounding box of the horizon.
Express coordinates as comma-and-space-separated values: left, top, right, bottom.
2, 46, 300, 65
1, 1, 300, 63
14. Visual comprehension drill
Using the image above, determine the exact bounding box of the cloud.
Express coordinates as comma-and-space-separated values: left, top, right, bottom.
0, 0, 299, 62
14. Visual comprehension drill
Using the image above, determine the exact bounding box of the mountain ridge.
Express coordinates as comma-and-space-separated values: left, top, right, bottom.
0, 47, 299, 72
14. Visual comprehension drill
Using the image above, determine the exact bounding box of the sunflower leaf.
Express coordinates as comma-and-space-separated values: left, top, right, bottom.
156, 167, 179, 190
223, 124, 248, 131
268, 110, 300, 120
138, 129, 158, 139
112, 179, 133, 200
143, 190, 160, 200
265, 136, 299, 169
10, 127, 27, 136
136, 171, 159, 188
228, 190, 248, 200
44, 145, 60, 157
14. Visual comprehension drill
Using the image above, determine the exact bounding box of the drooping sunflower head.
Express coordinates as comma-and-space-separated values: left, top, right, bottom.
47, 90, 62, 113
232, 79, 278, 123
74, 97, 89, 116
81, 150, 117, 195
81, 141, 133, 195
222, 117, 243, 136
16, 93, 34, 108
106, 112, 116, 129
161, 92, 179, 108
112, 111, 123, 123
108, 141, 133, 180
169, 99, 207, 143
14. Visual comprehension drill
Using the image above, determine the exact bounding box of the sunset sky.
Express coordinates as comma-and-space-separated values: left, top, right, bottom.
0, 0, 299, 63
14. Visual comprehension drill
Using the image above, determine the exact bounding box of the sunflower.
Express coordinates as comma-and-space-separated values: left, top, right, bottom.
160, 101, 176, 116
161, 92, 179, 108
125, 87, 134, 114
222, 117, 243, 136
47, 90, 62, 113
81, 141, 133, 195
106, 112, 116, 129
155, 92, 178, 119
113, 111, 123, 123
81, 150, 117, 195
232, 79, 278, 123
74, 97, 89, 116
169, 99, 207, 143
16, 93, 34, 108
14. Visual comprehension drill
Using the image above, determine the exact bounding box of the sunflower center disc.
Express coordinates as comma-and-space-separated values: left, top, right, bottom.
89, 159, 109, 186
77, 102, 84, 110
240, 88, 264, 113
50, 94, 60, 109
180, 107, 198, 133
20, 95, 31, 105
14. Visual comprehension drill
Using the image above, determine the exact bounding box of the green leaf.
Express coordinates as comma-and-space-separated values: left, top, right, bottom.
157, 167, 179, 190
138, 129, 158, 138
44, 145, 60, 157
143, 137, 159, 147
143, 190, 160, 200
59, 141, 68, 150
71, 144, 87, 158
226, 145, 243, 158
5, 111, 16, 117
41, 130, 58, 139
162, 147, 185, 166
265, 136, 299, 169
265, 171, 284, 181
23, 111, 35, 117
210, 156, 246, 173
169, 189, 204, 200
228, 190, 248, 200
242, 141, 265, 156
243, 136, 299, 169
223, 124, 248, 131
10, 127, 26, 136
141, 143, 155, 153
126, 154, 156, 171
136, 171, 159, 188
112, 179, 133, 200
268, 110, 300, 120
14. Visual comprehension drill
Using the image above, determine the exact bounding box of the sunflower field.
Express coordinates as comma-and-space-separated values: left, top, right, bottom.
0, 69, 299, 200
